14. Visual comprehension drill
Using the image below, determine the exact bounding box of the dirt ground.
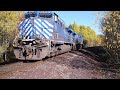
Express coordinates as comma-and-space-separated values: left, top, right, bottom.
0, 51, 120, 79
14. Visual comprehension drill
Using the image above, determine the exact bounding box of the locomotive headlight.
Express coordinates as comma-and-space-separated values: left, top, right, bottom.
33, 41, 36, 44
23, 42, 26, 45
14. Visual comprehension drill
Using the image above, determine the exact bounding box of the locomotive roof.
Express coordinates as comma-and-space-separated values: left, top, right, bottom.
24, 11, 65, 25
24, 11, 61, 19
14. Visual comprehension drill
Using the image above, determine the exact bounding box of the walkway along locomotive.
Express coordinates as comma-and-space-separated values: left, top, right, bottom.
13, 11, 83, 60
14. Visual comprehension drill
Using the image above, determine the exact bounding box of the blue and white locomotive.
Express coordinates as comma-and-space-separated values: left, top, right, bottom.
13, 11, 83, 60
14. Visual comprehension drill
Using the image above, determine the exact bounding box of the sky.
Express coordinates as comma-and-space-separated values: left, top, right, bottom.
54, 11, 102, 35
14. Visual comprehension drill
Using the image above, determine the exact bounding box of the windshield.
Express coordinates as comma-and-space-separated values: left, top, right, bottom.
25, 12, 37, 19
39, 13, 52, 18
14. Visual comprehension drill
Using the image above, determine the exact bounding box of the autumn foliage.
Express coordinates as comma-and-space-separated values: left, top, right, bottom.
99, 11, 120, 63
69, 22, 103, 47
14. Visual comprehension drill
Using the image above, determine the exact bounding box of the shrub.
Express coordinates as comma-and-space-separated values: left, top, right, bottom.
0, 45, 8, 63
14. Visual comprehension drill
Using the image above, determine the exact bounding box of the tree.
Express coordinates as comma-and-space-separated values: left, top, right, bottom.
100, 11, 120, 49
0, 11, 24, 62
99, 11, 120, 62
96, 34, 105, 46
71, 21, 79, 33
0, 11, 24, 46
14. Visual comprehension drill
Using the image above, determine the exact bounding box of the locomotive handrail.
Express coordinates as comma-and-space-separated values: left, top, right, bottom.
54, 12, 65, 25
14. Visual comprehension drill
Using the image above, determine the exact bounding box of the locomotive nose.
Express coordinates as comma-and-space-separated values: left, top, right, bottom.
18, 18, 34, 39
